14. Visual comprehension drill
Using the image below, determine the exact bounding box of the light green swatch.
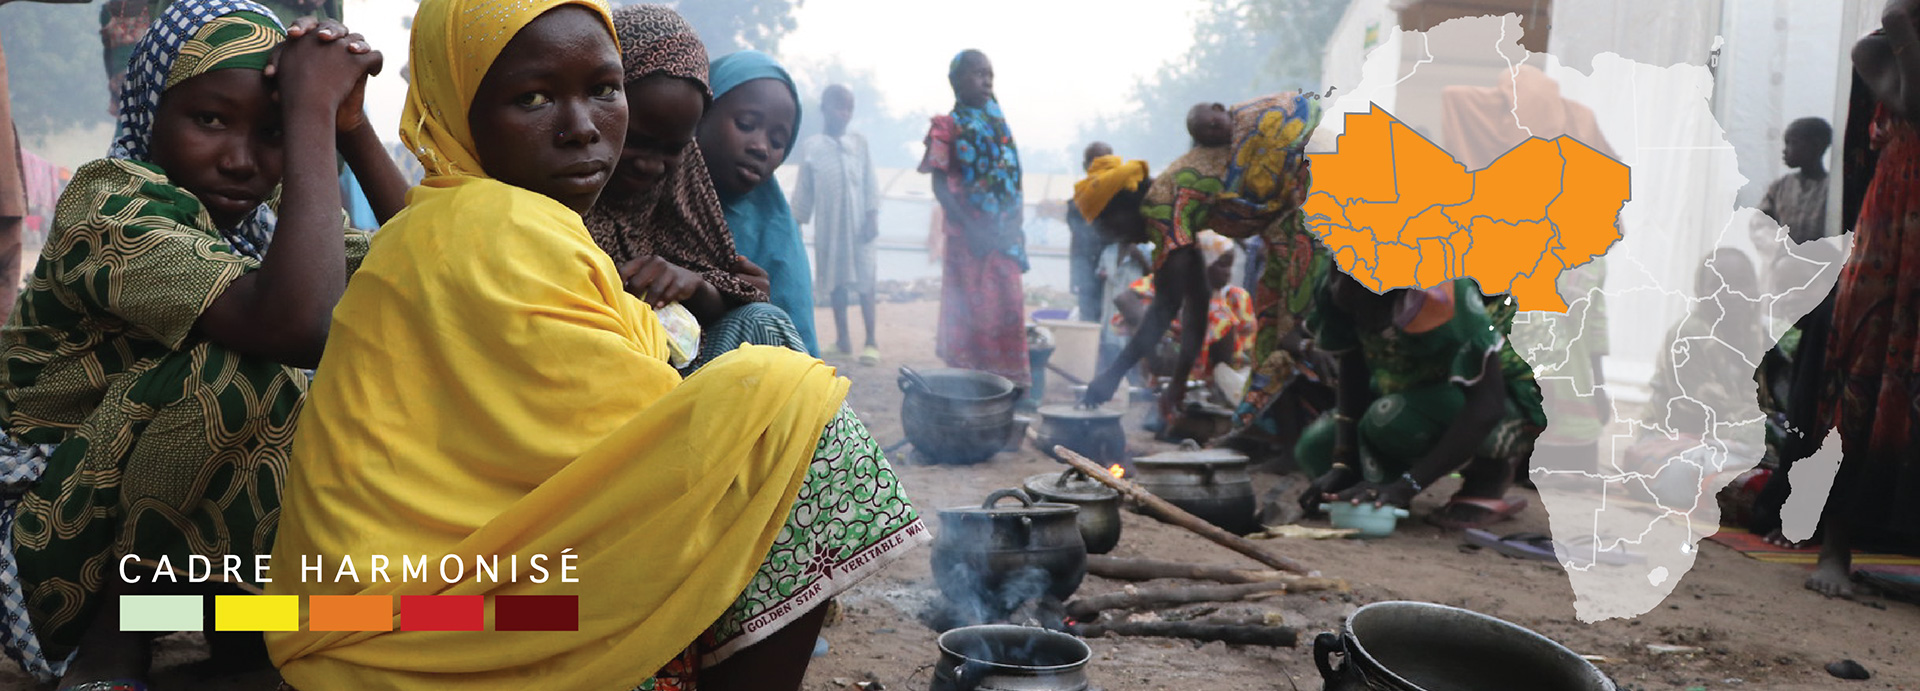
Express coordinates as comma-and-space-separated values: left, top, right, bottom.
119, 595, 203, 632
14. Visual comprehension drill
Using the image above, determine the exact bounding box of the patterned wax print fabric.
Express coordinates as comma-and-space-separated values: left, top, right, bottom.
0, 1, 371, 668
921, 114, 1030, 386
1141, 145, 1230, 269
1817, 102, 1920, 540
0, 158, 370, 662
1113, 277, 1254, 380
1213, 92, 1321, 239
1233, 212, 1333, 433
1296, 279, 1545, 481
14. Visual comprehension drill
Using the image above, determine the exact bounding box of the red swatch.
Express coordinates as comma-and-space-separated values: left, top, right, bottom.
400, 596, 483, 631
494, 595, 579, 631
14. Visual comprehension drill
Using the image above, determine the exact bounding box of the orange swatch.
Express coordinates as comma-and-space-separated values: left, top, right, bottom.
309, 595, 394, 632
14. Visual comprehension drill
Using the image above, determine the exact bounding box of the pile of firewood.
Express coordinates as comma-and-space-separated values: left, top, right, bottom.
1051, 446, 1349, 648
1064, 555, 1346, 646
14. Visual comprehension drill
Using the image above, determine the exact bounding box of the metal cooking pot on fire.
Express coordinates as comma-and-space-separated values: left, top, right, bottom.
1021, 470, 1121, 555
929, 624, 1091, 691
931, 490, 1087, 621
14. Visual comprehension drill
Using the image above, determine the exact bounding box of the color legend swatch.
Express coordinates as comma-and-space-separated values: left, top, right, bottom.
309, 595, 393, 632
401, 595, 484, 631
118, 594, 579, 632
120, 595, 202, 632
495, 595, 578, 631
215, 595, 298, 631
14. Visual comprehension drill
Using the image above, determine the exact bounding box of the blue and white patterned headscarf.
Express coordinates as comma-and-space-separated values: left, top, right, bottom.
110, 0, 284, 258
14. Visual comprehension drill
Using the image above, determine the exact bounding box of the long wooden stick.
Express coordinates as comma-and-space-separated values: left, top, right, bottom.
1088, 555, 1293, 584
1064, 578, 1344, 620
1054, 445, 1315, 575
1046, 362, 1088, 386
1075, 618, 1299, 647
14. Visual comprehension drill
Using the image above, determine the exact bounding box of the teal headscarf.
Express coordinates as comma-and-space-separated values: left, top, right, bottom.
709, 50, 817, 355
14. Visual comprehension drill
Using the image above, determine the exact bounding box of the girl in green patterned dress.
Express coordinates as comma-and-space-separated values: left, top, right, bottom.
0, 2, 400, 686
1293, 272, 1546, 529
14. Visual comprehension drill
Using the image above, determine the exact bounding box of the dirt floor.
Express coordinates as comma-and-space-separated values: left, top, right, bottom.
805, 300, 1920, 691
2, 297, 1915, 690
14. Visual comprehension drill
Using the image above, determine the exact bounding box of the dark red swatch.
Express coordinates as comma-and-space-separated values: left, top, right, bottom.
494, 595, 578, 631
400, 596, 483, 631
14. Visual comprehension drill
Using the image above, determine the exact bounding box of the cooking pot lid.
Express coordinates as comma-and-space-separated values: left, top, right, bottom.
1133, 447, 1249, 466
1036, 404, 1125, 421
1021, 471, 1118, 502
939, 488, 1080, 518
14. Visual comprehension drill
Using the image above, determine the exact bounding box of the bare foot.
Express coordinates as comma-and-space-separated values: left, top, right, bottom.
1805, 561, 1857, 599
1764, 528, 1811, 549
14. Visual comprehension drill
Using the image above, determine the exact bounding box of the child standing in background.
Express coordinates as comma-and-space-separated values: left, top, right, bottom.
704, 50, 819, 354
793, 84, 881, 364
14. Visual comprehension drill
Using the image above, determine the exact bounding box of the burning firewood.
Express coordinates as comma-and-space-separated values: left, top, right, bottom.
1053, 445, 1316, 575
1088, 555, 1313, 584
1063, 579, 1343, 621
1074, 616, 1298, 647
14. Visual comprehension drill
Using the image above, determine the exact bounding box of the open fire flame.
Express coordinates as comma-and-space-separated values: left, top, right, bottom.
1107, 464, 1125, 479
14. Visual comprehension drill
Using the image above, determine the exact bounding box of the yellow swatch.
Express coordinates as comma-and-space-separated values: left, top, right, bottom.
215, 595, 299, 631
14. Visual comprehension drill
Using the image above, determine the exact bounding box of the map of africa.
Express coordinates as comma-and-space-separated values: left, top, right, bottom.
1302, 105, 1629, 313
1310, 14, 1851, 621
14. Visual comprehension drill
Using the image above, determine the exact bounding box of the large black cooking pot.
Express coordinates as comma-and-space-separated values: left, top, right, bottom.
901, 366, 1021, 465
929, 624, 1092, 691
1021, 470, 1121, 555
932, 490, 1087, 622
1130, 443, 1260, 535
1032, 404, 1127, 465
1314, 601, 1616, 691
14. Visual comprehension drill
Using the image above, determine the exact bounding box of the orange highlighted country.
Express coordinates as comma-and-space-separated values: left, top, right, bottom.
1301, 104, 1628, 312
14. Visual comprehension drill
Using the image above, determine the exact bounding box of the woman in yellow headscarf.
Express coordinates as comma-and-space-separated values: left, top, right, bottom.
265, 1, 926, 689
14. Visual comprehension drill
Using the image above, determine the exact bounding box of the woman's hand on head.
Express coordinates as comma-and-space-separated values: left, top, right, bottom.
267, 18, 382, 131
620, 255, 703, 309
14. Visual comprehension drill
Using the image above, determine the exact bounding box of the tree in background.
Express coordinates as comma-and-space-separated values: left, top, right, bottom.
1079, 0, 1348, 168
0, 1, 111, 143
641, 0, 802, 57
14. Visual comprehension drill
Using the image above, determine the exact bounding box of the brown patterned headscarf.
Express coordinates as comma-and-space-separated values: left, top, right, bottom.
584, 4, 765, 304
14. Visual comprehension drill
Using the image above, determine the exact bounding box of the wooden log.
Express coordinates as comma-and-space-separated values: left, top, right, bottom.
1064, 579, 1343, 620
1075, 618, 1298, 647
1054, 445, 1316, 575
1088, 555, 1290, 583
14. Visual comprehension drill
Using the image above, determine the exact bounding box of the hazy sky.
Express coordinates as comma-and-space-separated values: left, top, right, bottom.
778, 0, 1205, 162
351, 0, 1208, 168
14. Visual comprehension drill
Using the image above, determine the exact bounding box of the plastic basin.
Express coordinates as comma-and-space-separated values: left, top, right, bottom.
1320, 502, 1410, 538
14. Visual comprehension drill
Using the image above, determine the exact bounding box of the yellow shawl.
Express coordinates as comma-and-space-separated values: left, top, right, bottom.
266, 1, 848, 687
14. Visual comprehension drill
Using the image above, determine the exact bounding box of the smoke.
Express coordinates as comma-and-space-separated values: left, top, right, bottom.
934, 559, 1055, 630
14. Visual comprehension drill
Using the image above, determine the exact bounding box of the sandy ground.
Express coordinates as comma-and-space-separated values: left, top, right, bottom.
2, 297, 1915, 690
806, 300, 1920, 691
